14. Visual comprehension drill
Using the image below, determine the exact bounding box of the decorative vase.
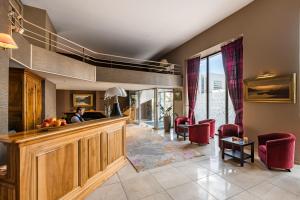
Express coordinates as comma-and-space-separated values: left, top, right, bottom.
111, 103, 122, 117
105, 105, 111, 117
163, 116, 171, 133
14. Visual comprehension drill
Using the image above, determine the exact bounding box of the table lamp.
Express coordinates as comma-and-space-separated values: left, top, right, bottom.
104, 87, 127, 117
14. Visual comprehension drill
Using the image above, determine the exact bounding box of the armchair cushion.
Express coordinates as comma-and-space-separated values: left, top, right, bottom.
218, 124, 242, 149
189, 123, 210, 144
199, 119, 215, 138
258, 145, 266, 154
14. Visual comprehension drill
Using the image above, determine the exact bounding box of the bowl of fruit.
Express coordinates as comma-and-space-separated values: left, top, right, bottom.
38, 118, 68, 131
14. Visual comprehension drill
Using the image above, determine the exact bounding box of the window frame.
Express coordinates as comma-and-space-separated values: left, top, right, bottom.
199, 51, 230, 124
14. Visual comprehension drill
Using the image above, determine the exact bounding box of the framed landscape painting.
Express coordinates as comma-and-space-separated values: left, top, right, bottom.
73, 94, 94, 107
174, 89, 182, 101
244, 73, 296, 103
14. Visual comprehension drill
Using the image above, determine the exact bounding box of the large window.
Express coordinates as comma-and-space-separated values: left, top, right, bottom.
195, 52, 235, 129
195, 59, 207, 121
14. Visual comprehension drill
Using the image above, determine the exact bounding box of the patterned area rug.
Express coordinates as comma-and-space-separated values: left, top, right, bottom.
126, 125, 207, 172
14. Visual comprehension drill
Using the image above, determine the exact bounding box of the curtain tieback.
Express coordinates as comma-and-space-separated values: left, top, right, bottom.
236, 108, 243, 114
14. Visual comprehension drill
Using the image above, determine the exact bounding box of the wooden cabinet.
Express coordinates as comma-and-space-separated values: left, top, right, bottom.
9, 68, 43, 131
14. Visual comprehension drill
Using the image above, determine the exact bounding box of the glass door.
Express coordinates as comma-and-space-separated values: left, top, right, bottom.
128, 91, 140, 124
158, 89, 174, 129
139, 89, 155, 127
208, 53, 227, 129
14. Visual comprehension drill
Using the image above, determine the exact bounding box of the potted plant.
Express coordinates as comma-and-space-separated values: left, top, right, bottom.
160, 105, 173, 132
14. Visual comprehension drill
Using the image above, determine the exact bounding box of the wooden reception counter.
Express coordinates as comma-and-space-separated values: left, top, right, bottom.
0, 117, 127, 200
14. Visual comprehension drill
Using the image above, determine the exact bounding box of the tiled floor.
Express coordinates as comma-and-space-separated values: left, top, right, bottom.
86, 126, 300, 200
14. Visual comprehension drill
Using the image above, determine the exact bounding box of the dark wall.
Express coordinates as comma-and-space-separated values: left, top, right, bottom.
56, 90, 130, 118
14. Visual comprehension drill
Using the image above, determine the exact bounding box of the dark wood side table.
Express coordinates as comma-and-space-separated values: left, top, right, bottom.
221, 137, 255, 167
177, 124, 190, 141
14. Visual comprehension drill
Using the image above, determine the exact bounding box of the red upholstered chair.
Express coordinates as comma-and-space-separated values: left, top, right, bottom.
189, 123, 210, 144
199, 119, 215, 138
258, 133, 295, 171
218, 124, 243, 149
174, 116, 190, 134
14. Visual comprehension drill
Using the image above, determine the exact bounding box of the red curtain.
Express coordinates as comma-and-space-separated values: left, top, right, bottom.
221, 38, 243, 128
187, 57, 200, 124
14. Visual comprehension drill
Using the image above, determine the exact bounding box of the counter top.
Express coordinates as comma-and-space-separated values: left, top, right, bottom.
0, 117, 127, 144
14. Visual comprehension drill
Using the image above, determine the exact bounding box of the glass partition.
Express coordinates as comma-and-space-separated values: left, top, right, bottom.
158, 89, 174, 129
128, 91, 140, 124
130, 88, 174, 129
139, 89, 155, 127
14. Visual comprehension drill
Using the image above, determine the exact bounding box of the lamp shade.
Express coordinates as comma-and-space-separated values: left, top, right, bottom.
105, 87, 127, 99
0, 33, 18, 49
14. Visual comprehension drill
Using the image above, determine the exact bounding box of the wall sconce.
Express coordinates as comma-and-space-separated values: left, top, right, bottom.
0, 33, 18, 49
11, 26, 24, 34
256, 73, 276, 79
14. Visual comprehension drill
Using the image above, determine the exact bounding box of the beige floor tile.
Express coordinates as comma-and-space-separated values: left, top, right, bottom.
117, 162, 149, 181
121, 173, 164, 200
102, 174, 120, 186
196, 174, 243, 200
195, 158, 225, 173
287, 165, 300, 179
175, 163, 214, 181
148, 164, 174, 174
152, 167, 191, 189
196, 157, 243, 174
85, 183, 127, 200
171, 159, 195, 168
141, 192, 172, 200
248, 182, 299, 200
229, 191, 260, 200
220, 167, 276, 189
167, 182, 216, 200
241, 164, 281, 177
269, 174, 300, 195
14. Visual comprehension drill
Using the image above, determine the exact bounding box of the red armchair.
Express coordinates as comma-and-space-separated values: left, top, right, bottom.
174, 117, 190, 134
199, 119, 215, 138
189, 123, 210, 144
258, 133, 295, 171
218, 124, 243, 149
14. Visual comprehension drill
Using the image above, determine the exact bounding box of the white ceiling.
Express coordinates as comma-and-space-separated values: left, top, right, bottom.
21, 0, 253, 60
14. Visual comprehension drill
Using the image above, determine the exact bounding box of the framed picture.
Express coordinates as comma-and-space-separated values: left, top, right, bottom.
244, 73, 296, 103
174, 89, 182, 101
73, 94, 94, 107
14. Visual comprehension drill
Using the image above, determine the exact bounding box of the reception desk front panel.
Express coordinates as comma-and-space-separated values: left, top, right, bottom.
0, 117, 127, 200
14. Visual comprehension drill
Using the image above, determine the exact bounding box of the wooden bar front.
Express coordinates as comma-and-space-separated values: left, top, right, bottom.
0, 117, 127, 200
